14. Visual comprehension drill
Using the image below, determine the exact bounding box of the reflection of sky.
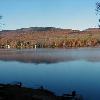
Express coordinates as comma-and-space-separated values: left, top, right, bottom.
0, 48, 100, 63
0, 60, 100, 100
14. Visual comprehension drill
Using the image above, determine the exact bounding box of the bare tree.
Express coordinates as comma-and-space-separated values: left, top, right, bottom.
96, 2, 100, 14
0, 15, 2, 19
0, 15, 5, 30
0, 15, 3, 27
96, 2, 100, 28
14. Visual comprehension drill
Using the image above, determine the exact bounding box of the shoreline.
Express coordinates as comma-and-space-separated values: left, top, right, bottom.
0, 83, 83, 100
0, 46, 100, 50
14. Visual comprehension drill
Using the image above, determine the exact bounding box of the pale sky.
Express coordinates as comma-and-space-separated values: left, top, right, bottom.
0, 0, 99, 30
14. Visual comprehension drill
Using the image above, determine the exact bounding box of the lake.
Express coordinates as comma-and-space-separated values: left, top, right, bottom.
0, 48, 100, 100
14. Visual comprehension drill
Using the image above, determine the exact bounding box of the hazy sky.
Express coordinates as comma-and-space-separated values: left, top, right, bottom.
0, 0, 99, 30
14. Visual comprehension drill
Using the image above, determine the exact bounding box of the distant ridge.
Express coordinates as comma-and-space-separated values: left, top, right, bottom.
17, 27, 61, 31
0, 27, 100, 33
0, 27, 61, 31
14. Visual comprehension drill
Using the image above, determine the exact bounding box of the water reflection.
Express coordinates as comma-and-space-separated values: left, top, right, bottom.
0, 48, 100, 63
0, 60, 100, 100
0, 48, 100, 100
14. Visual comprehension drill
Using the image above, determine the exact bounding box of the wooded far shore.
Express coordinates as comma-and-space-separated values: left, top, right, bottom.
0, 27, 100, 49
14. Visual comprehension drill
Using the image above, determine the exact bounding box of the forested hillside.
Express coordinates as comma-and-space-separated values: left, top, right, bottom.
0, 27, 100, 49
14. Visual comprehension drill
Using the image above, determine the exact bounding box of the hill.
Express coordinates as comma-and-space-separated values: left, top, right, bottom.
0, 27, 100, 49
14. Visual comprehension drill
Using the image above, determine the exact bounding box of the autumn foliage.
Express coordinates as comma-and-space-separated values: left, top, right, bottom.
0, 27, 100, 49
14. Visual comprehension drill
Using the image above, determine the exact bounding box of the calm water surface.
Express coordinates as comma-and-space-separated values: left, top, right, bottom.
0, 48, 100, 100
